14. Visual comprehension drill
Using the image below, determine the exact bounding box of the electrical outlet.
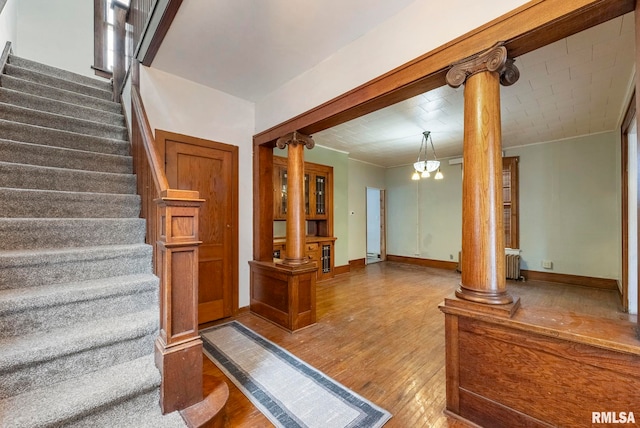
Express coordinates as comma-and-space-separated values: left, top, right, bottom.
541, 260, 553, 269
449, 254, 453, 260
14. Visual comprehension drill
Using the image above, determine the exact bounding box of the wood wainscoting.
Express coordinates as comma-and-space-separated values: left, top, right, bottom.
387, 254, 458, 271
440, 296, 640, 427
248, 260, 317, 331
522, 269, 619, 290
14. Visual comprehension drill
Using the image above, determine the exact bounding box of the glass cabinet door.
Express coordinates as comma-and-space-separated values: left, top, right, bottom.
304, 174, 310, 215
315, 175, 326, 216
280, 169, 288, 216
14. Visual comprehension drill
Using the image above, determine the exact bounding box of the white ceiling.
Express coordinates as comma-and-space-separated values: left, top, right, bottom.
313, 12, 636, 167
154, 3, 636, 168
152, 0, 416, 102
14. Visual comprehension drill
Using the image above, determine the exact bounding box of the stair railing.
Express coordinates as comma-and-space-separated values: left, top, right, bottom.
130, 83, 206, 414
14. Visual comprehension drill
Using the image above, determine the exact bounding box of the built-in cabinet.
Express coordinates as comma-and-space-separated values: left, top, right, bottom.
273, 155, 336, 281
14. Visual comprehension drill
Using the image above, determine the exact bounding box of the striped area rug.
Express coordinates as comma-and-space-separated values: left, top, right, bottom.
201, 321, 392, 428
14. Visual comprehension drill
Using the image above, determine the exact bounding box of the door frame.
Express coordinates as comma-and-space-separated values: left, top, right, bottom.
156, 129, 240, 317
365, 187, 386, 264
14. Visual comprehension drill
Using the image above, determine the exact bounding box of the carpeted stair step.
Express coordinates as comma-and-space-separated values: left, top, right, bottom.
0, 243, 152, 290
7, 55, 113, 92
0, 274, 158, 339
0, 161, 136, 194
0, 102, 127, 140
0, 354, 180, 428
3, 64, 112, 101
0, 87, 125, 126
0, 309, 158, 399
0, 139, 132, 173
0, 74, 122, 114
0, 188, 140, 218
0, 218, 145, 250
0, 119, 129, 155
66, 388, 186, 428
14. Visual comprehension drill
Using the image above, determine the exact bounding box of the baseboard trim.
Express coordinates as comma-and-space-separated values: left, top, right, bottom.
349, 258, 366, 268
521, 269, 618, 290
334, 264, 350, 275
386, 255, 458, 270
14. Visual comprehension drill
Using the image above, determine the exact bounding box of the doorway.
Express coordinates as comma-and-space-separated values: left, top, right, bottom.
159, 130, 239, 324
366, 187, 386, 264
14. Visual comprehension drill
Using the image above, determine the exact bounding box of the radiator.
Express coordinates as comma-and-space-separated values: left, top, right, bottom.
505, 249, 521, 280
457, 249, 521, 280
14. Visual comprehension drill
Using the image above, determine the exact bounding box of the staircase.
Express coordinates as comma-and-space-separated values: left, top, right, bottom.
0, 53, 186, 427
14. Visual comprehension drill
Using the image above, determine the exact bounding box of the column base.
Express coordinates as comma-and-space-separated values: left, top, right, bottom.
279, 256, 310, 267
455, 284, 514, 305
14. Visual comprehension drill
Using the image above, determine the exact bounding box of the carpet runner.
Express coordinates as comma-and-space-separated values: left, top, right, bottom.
201, 321, 392, 428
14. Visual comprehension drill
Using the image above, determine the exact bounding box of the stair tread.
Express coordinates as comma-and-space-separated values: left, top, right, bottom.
0, 138, 132, 173
0, 101, 127, 139
0, 87, 124, 125
0, 354, 161, 428
0, 186, 140, 199
8, 55, 113, 92
0, 187, 140, 219
4, 64, 113, 101
0, 119, 129, 155
0, 159, 134, 179
0, 309, 157, 370
0, 273, 157, 315
0, 160, 136, 194
0, 243, 150, 263
0, 74, 122, 114
0, 217, 145, 250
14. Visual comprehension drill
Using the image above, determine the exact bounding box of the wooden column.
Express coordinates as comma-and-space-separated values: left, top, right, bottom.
446, 43, 519, 305
249, 131, 317, 331
154, 189, 205, 414
276, 131, 315, 267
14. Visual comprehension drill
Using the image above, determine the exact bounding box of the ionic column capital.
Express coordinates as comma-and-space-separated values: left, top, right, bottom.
445, 42, 519, 88
275, 131, 315, 150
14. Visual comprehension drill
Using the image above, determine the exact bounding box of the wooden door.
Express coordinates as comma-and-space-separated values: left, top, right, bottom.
163, 132, 238, 324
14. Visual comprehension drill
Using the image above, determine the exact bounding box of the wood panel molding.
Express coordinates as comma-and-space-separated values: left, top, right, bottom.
522, 269, 619, 290
249, 260, 317, 331
387, 254, 458, 271
440, 300, 640, 427
141, 0, 183, 66
349, 258, 366, 268
334, 264, 350, 276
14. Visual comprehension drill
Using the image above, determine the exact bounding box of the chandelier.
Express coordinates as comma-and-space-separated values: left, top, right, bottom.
411, 131, 443, 180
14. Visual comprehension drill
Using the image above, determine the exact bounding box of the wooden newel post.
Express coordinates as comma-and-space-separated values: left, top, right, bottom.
154, 188, 205, 414
446, 43, 520, 305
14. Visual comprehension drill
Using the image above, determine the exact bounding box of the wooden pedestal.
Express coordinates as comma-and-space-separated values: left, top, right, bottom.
439, 296, 640, 427
249, 260, 317, 331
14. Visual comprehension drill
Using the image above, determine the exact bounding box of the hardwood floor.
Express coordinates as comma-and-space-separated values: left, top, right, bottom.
201, 262, 631, 427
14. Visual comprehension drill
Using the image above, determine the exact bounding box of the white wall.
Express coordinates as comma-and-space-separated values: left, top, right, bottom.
139, 66, 255, 307
348, 159, 386, 261
15, 0, 95, 78
383, 133, 621, 281
505, 132, 620, 279
386, 160, 463, 262
255, 0, 530, 132
0, 0, 18, 49
626, 119, 637, 314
